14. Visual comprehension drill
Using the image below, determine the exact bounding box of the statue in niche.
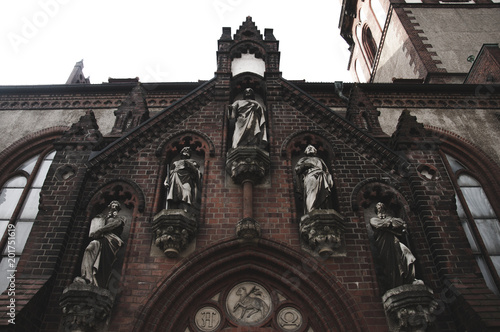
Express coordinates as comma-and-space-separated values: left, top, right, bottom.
75, 200, 126, 288
370, 202, 422, 289
228, 88, 268, 149
164, 147, 202, 212
295, 145, 334, 214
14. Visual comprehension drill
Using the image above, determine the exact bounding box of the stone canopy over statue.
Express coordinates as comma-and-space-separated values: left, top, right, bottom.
295, 145, 334, 214
228, 88, 268, 149
75, 200, 126, 288
164, 147, 202, 212
370, 202, 422, 290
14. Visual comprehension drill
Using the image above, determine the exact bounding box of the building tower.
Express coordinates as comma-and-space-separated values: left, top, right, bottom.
339, 0, 500, 83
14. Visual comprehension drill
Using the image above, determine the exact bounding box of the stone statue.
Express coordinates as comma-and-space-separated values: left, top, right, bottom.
370, 202, 421, 289
164, 147, 202, 211
294, 145, 334, 214
75, 200, 126, 288
228, 88, 268, 149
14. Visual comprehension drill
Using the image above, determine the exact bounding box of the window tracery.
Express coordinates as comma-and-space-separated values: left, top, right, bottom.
0, 149, 55, 291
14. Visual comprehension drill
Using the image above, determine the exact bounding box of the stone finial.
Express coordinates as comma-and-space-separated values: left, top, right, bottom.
110, 84, 149, 136
55, 110, 103, 151
389, 110, 440, 151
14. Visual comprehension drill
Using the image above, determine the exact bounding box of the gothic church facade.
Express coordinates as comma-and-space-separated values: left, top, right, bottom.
0, 13, 499, 332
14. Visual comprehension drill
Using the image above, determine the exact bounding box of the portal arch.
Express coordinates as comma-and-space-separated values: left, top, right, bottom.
134, 238, 368, 331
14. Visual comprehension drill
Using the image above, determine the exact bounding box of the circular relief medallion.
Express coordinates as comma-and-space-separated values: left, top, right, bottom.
194, 306, 221, 332
277, 307, 303, 331
226, 282, 272, 326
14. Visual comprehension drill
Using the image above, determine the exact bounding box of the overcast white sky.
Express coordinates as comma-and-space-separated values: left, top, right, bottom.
0, 0, 353, 86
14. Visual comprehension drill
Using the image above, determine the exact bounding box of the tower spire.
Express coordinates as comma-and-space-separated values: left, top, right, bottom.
66, 60, 90, 84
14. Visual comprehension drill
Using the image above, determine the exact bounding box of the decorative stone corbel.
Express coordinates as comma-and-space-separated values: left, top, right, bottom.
236, 217, 261, 239
299, 209, 346, 257
226, 146, 270, 185
152, 209, 198, 258
382, 284, 438, 332
59, 283, 114, 332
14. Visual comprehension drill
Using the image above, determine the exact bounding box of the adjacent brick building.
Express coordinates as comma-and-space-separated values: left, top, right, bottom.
0, 14, 499, 332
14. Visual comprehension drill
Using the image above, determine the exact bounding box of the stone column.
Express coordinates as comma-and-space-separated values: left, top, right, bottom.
226, 146, 269, 239
242, 180, 253, 219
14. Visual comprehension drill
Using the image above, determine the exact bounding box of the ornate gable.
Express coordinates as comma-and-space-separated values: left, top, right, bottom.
280, 78, 410, 177
86, 79, 217, 178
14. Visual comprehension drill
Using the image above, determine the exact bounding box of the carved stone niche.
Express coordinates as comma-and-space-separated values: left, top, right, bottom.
299, 209, 346, 258
59, 282, 114, 332
226, 146, 270, 184
382, 284, 438, 332
152, 209, 198, 258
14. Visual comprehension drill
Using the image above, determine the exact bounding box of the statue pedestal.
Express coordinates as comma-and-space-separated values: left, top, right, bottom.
382, 284, 438, 332
59, 282, 114, 332
226, 146, 270, 184
152, 209, 198, 258
300, 209, 346, 257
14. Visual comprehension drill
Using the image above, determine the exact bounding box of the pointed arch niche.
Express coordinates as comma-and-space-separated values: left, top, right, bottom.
230, 41, 267, 77
82, 179, 145, 294
352, 180, 422, 294
154, 132, 214, 213
151, 132, 214, 258
282, 132, 340, 220
133, 238, 368, 332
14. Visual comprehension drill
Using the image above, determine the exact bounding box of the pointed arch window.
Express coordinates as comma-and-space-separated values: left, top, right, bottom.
0, 149, 55, 292
444, 154, 500, 295
362, 25, 378, 66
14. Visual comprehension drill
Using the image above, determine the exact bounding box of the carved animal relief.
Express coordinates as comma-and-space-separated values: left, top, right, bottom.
226, 282, 272, 325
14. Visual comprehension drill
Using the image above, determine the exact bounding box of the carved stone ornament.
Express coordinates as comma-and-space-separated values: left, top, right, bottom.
382, 284, 438, 332
59, 282, 114, 332
236, 217, 261, 239
194, 306, 222, 332
300, 209, 346, 257
277, 307, 303, 331
226, 282, 272, 326
226, 146, 270, 184
152, 209, 198, 258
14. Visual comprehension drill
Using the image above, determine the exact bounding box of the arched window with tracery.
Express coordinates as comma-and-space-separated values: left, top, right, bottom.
444, 153, 500, 295
0, 126, 65, 293
0, 149, 56, 291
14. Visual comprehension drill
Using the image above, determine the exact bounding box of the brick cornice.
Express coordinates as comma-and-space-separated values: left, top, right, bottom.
0, 82, 204, 110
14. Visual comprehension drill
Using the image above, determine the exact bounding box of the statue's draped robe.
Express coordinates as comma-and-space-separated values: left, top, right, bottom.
370, 215, 416, 289
295, 156, 333, 213
166, 158, 201, 206
230, 99, 267, 148
81, 215, 125, 287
